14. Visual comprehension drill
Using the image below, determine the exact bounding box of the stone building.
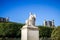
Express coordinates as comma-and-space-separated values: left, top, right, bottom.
0, 17, 9, 22
43, 20, 55, 27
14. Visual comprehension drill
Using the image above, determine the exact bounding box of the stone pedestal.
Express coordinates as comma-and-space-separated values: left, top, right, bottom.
21, 25, 39, 40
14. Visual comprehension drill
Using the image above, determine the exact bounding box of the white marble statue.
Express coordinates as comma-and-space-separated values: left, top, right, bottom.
25, 12, 36, 26
21, 12, 39, 40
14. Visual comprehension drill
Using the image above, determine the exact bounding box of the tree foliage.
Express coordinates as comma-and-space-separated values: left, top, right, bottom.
51, 26, 60, 40
0, 22, 54, 38
0, 22, 24, 38
38, 26, 54, 38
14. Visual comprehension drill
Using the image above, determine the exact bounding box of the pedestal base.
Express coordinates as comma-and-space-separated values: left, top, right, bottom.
21, 26, 39, 40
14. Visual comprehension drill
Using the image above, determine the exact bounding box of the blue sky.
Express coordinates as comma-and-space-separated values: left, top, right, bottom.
0, 0, 60, 26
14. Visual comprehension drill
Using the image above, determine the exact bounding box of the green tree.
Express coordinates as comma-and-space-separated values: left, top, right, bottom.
38, 26, 54, 38
0, 23, 6, 37
0, 22, 24, 38
51, 26, 60, 40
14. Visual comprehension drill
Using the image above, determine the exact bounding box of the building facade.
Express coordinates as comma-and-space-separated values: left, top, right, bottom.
0, 17, 9, 22
43, 20, 55, 27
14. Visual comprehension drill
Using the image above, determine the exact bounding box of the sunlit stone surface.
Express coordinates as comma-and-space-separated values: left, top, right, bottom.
21, 12, 39, 40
